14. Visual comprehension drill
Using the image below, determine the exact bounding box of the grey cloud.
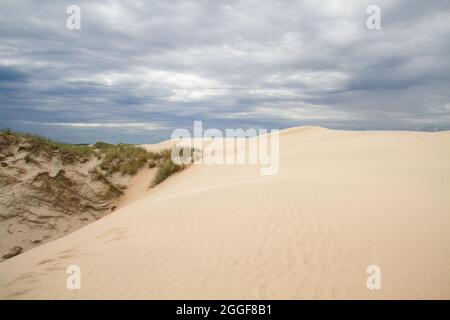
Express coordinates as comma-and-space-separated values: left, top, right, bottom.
0, 0, 450, 143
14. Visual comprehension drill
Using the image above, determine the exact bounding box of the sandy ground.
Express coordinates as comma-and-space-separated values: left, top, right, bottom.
0, 127, 449, 299
115, 167, 156, 210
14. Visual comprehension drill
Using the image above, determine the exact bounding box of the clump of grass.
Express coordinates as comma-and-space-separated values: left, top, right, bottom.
150, 146, 199, 187
151, 158, 185, 186
147, 150, 163, 161
99, 144, 149, 175
159, 148, 172, 160
56, 143, 94, 156
146, 147, 176, 167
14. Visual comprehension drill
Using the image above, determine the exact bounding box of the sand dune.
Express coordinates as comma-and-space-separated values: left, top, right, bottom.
0, 127, 449, 299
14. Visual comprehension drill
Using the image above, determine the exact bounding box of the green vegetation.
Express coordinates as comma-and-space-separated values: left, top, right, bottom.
1, 129, 95, 156
159, 148, 172, 160
1, 129, 199, 185
0, 129, 149, 175
94, 141, 113, 151
147, 150, 163, 160
151, 158, 186, 186
99, 144, 149, 175
150, 146, 199, 187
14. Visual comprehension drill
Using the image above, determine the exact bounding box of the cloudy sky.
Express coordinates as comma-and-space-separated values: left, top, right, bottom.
1, 0, 449, 143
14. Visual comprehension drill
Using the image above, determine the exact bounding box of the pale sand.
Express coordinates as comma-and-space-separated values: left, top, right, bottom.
115, 166, 156, 210
0, 127, 449, 299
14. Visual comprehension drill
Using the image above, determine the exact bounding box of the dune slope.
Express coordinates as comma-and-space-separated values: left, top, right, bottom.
0, 127, 449, 299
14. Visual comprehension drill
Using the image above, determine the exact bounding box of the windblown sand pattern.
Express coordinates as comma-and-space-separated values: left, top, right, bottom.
0, 127, 449, 299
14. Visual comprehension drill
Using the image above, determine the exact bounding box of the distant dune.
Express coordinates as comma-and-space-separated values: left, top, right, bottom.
0, 127, 449, 299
